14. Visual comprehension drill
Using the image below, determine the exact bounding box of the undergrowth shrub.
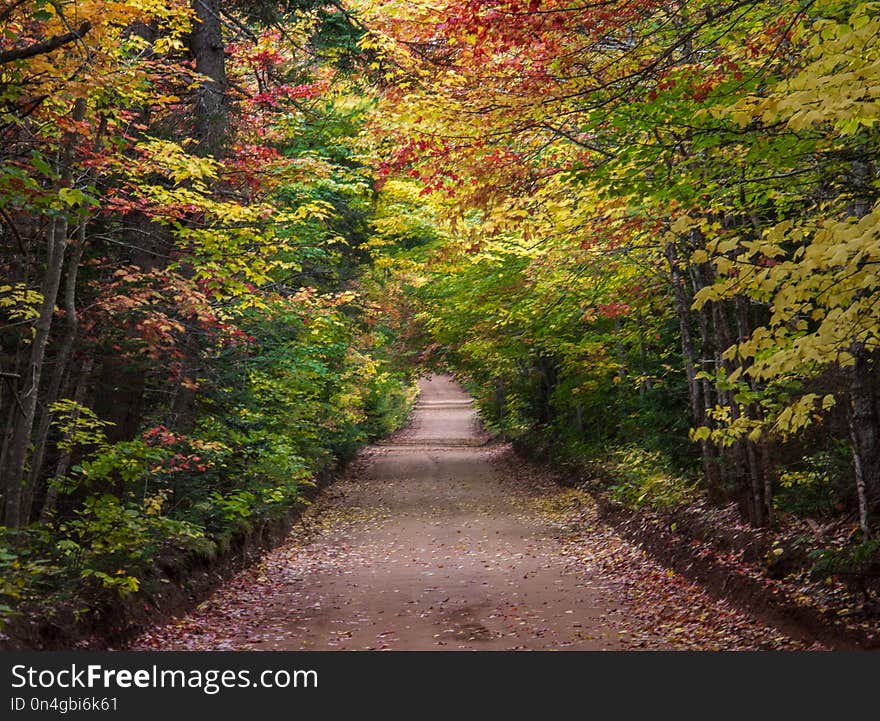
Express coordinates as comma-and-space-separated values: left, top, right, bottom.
774, 447, 851, 519
606, 445, 697, 511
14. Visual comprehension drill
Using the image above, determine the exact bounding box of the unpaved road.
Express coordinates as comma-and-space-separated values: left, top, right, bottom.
133, 375, 816, 651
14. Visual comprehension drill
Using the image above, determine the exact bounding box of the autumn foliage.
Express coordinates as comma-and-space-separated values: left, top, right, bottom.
4, 0, 880, 644
360, 0, 880, 570
0, 0, 414, 641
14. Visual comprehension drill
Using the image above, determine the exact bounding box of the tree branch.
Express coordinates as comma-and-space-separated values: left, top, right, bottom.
0, 205, 27, 255
0, 21, 92, 65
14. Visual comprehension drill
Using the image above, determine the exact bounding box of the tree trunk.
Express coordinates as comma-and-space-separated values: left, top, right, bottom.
3, 98, 85, 528
665, 243, 701, 424
711, 297, 752, 519
690, 260, 724, 501
846, 342, 880, 536
40, 357, 93, 522
494, 376, 505, 424
22, 222, 86, 520
735, 293, 767, 526
164, 0, 231, 433
844, 158, 879, 534
190, 0, 228, 158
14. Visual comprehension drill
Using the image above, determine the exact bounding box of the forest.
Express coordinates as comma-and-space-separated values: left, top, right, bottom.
3, 0, 880, 649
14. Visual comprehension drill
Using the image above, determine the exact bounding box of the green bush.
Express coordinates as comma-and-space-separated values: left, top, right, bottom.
809, 539, 880, 600
0, 527, 63, 621
606, 445, 697, 511
774, 448, 850, 518
59, 494, 210, 598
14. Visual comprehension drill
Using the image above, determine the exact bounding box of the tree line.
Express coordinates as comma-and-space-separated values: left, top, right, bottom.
360, 0, 880, 544
0, 0, 414, 637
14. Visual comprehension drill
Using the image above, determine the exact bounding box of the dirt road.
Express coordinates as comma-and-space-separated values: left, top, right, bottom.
133, 375, 814, 650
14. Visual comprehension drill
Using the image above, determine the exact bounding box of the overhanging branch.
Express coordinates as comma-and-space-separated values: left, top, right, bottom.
0, 21, 92, 65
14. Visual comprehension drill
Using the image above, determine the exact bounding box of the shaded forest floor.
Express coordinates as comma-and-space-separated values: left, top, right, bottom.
132, 376, 828, 651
